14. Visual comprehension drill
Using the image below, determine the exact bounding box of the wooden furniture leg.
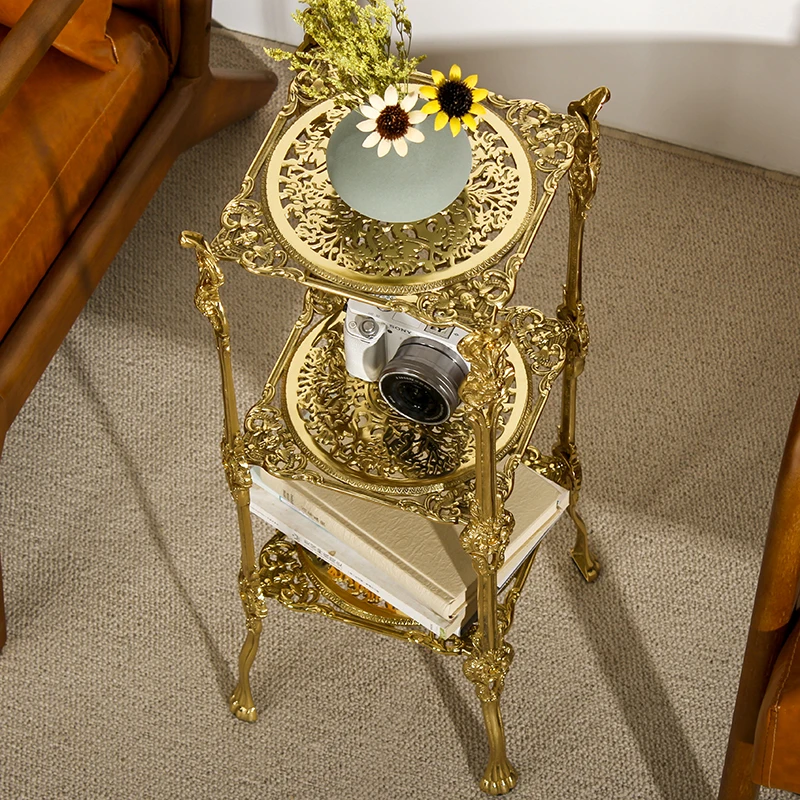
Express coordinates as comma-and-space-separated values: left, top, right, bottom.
718, 393, 800, 799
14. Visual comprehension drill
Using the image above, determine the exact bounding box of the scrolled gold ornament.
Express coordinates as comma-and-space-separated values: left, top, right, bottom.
238, 567, 270, 624
181, 231, 229, 348
458, 324, 515, 415
460, 510, 515, 574
221, 433, 253, 500
463, 641, 514, 703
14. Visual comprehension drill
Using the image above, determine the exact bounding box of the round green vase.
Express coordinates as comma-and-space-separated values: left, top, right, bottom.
326, 110, 473, 223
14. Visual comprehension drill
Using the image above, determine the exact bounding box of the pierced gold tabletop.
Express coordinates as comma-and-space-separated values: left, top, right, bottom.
209, 73, 585, 326
284, 310, 529, 486
263, 92, 534, 294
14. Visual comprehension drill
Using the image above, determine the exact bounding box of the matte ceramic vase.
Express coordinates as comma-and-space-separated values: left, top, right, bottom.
326, 108, 473, 223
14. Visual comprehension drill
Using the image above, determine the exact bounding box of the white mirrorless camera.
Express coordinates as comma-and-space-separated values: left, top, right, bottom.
343, 299, 471, 425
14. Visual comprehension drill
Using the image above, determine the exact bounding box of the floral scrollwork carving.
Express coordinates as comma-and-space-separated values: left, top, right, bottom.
308, 288, 346, 317
458, 323, 515, 422
491, 95, 570, 149
211, 180, 303, 281
238, 567, 270, 628
181, 231, 229, 349
460, 509, 515, 574
402, 281, 503, 330
537, 141, 576, 197
243, 402, 311, 479
567, 87, 610, 218
412, 290, 463, 327
463, 640, 515, 703
471, 267, 516, 310
489, 93, 578, 180
258, 535, 322, 607
221, 433, 252, 501
504, 306, 570, 395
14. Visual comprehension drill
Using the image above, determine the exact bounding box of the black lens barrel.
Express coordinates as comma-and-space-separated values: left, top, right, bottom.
378, 338, 468, 425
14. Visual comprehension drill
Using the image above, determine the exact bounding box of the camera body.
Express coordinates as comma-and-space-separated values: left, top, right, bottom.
344, 299, 470, 425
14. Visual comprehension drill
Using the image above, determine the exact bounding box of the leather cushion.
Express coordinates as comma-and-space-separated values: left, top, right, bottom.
753, 617, 800, 792
0, 0, 117, 71
114, 0, 180, 68
0, 6, 169, 341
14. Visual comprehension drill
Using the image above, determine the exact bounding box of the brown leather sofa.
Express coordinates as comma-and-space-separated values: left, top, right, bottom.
0, 0, 277, 649
718, 390, 800, 798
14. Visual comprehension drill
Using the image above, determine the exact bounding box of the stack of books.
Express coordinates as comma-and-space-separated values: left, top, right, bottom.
249, 465, 568, 638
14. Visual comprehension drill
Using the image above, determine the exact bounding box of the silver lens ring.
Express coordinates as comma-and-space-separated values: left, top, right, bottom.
378, 337, 469, 425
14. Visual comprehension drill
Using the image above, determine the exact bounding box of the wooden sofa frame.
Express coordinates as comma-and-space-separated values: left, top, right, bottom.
0, 0, 278, 649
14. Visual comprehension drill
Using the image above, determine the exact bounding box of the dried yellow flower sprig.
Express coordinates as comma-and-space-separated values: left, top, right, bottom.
265, 0, 425, 106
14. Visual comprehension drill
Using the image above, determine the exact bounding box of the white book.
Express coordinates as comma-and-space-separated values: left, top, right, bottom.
248, 480, 455, 637
249, 465, 568, 637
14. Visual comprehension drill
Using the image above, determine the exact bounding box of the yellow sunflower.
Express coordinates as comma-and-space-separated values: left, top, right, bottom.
419, 64, 489, 136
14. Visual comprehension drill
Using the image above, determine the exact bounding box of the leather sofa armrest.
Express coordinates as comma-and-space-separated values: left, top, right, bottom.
0, 0, 85, 115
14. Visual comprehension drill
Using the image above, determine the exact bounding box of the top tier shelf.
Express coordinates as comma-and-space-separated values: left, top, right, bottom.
208, 73, 584, 325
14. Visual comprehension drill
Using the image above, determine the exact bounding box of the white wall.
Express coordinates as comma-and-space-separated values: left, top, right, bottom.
213, 0, 305, 47
212, 0, 800, 175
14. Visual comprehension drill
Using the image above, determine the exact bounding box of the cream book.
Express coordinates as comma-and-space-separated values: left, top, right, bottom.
249, 465, 568, 636
248, 481, 455, 636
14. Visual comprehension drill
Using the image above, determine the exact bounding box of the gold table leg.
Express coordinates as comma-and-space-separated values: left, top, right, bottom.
181, 231, 268, 722
459, 324, 518, 795
554, 87, 610, 583
229, 496, 266, 723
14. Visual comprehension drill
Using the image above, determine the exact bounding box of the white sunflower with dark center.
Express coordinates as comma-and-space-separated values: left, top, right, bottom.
357, 85, 427, 157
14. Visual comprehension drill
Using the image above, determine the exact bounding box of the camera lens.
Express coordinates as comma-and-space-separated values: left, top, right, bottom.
378, 338, 469, 425
381, 374, 448, 424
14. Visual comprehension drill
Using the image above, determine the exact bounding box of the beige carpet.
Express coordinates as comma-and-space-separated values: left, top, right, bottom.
1, 29, 799, 800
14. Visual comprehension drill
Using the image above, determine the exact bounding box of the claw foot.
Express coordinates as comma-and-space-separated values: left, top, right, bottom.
229, 687, 258, 722
480, 759, 518, 795
568, 505, 600, 582
570, 545, 600, 582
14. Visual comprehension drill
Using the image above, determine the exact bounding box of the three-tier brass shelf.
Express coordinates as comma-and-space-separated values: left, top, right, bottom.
181, 69, 609, 796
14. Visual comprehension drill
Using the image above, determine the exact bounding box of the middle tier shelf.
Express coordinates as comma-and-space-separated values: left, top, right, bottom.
241, 290, 577, 525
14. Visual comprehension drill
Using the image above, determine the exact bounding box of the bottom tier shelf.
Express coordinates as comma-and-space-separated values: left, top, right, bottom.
256, 533, 474, 655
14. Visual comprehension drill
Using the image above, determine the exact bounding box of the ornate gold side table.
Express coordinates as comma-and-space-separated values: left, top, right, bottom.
181, 72, 609, 796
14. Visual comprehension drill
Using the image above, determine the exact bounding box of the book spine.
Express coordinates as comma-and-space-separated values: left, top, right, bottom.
496, 507, 564, 585
249, 498, 449, 638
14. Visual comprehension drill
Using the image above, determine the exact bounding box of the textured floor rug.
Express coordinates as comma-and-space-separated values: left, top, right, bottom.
1, 29, 799, 800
